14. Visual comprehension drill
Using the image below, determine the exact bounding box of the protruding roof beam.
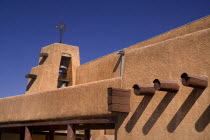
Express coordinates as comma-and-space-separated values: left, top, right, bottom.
25, 74, 37, 79
153, 79, 179, 92
40, 52, 48, 57
133, 84, 155, 96
181, 73, 208, 88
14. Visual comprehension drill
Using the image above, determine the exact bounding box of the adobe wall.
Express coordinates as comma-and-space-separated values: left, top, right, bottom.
76, 53, 121, 85
116, 28, 210, 139
0, 78, 122, 123
126, 15, 210, 52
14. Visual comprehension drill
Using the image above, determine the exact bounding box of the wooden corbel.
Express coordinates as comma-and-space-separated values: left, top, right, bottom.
181, 73, 208, 88
153, 79, 179, 92
133, 84, 155, 96
40, 52, 48, 57
25, 74, 37, 79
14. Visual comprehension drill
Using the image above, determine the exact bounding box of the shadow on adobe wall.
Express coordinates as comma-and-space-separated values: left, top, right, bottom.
26, 78, 36, 91
39, 57, 47, 65
167, 88, 205, 133
125, 96, 153, 133
142, 92, 177, 135
195, 104, 210, 132
113, 55, 122, 72
115, 112, 129, 140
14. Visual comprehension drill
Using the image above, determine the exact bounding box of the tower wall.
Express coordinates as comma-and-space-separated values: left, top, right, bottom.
26, 43, 80, 94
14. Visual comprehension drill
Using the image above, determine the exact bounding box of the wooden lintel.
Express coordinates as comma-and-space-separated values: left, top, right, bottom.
32, 132, 85, 137
31, 125, 67, 132
34, 132, 67, 136
0, 117, 117, 128
58, 78, 69, 82
0, 123, 115, 133
34, 123, 115, 131
76, 123, 115, 130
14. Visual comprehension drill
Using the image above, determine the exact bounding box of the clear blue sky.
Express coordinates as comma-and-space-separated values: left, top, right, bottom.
0, 0, 209, 98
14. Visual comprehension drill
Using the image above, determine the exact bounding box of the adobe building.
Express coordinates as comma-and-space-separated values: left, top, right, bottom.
0, 15, 209, 140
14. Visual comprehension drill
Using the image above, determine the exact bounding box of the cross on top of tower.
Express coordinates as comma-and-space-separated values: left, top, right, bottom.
56, 21, 67, 43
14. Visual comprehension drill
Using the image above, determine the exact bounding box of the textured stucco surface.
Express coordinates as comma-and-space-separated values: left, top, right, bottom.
26, 43, 80, 93
116, 28, 210, 140
0, 78, 122, 123
127, 15, 210, 52
76, 53, 121, 85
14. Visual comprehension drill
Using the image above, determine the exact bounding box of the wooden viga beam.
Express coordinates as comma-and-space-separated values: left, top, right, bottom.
25, 74, 37, 79
40, 52, 48, 57
153, 79, 180, 92
181, 73, 208, 88
132, 84, 155, 96
108, 88, 131, 113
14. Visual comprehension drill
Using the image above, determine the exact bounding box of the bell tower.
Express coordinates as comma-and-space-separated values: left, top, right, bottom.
25, 43, 80, 94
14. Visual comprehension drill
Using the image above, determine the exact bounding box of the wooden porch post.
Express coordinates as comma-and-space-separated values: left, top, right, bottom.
24, 127, 32, 140
67, 124, 75, 140
84, 130, 90, 140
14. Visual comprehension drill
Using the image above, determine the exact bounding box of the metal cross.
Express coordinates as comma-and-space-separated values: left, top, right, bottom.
56, 21, 67, 43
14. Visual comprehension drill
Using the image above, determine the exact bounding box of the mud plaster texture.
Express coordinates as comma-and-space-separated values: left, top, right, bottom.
76, 52, 121, 85
116, 28, 210, 139
0, 78, 122, 123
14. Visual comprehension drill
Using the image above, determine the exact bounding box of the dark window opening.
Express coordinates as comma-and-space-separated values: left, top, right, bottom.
57, 54, 71, 88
